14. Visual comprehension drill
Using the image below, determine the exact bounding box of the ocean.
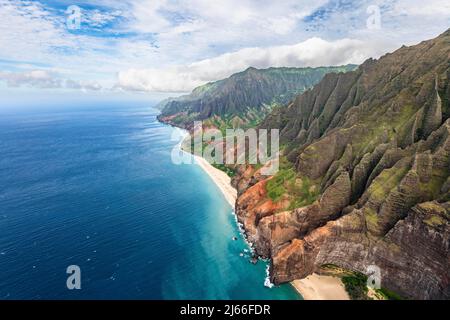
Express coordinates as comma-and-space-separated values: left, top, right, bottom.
0, 100, 300, 299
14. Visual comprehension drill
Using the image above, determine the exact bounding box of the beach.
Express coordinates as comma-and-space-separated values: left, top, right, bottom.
193, 155, 237, 207
193, 155, 348, 300
291, 274, 350, 300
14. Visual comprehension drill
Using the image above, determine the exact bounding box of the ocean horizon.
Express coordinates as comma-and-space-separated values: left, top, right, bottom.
0, 101, 300, 300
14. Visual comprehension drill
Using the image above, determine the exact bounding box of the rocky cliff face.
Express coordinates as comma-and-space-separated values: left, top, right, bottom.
233, 29, 450, 299
157, 65, 356, 130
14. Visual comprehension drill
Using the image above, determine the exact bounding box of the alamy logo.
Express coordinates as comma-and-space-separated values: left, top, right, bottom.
171, 121, 279, 175
366, 265, 381, 289
66, 5, 81, 30
366, 5, 381, 30
66, 265, 81, 290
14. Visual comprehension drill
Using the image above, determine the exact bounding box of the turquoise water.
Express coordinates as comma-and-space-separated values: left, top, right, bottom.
0, 101, 300, 299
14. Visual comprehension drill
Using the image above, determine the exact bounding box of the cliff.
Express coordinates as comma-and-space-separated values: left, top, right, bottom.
232, 29, 450, 299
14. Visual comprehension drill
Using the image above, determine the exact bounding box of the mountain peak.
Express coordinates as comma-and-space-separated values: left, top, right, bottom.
157, 65, 357, 130
244, 66, 258, 72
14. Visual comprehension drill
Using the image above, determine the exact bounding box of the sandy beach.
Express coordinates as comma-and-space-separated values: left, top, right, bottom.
192, 154, 347, 300
291, 273, 350, 300
193, 155, 237, 207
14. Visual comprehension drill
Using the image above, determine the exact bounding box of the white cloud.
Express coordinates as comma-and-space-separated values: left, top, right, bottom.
0, 70, 62, 88
117, 37, 383, 92
392, 0, 450, 16
82, 9, 123, 28
126, 0, 321, 36
0, 70, 103, 91
0, 0, 158, 87
65, 79, 102, 91
0, 0, 449, 96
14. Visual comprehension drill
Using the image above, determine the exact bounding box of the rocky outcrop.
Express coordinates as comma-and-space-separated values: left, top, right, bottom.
235, 170, 351, 258
271, 200, 449, 299
234, 29, 450, 299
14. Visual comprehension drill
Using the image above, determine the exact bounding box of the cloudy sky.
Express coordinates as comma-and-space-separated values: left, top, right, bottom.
0, 0, 449, 98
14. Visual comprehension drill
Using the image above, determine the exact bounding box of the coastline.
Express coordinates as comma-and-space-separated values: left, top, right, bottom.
171, 125, 347, 300
194, 155, 349, 300
193, 155, 237, 208
192, 154, 349, 300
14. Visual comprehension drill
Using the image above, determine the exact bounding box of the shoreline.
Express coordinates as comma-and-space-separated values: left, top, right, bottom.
171, 125, 347, 300
291, 273, 350, 300
193, 155, 237, 208
192, 155, 348, 300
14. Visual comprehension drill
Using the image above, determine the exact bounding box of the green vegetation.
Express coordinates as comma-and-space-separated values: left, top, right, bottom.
203, 106, 274, 135
160, 65, 357, 128
419, 164, 450, 199
321, 263, 341, 270
424, 215, 445, 227
364, 207, 379, 232
265, 158, 319, 207
349, 101, 417, 157
212, 163, 236, 177
367, 164, 409, 202
266, 167, 296, 202
170, 112, 200, 125
420, 202, 448, 214
375, 287, 403, 300
321, 264, 403, 300
287, 176, 320, 209
342, 272, 369, 300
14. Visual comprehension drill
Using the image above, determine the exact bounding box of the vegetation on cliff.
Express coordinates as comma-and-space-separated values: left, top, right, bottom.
233, 29, 450, 299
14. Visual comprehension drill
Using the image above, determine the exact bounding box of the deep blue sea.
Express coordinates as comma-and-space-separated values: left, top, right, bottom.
0, 101, 300, 299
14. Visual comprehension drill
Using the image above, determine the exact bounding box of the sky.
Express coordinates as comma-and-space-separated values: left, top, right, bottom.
0, 0, 449, 99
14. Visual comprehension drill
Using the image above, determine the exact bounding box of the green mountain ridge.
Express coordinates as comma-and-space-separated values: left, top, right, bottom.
157, 65, 357, 129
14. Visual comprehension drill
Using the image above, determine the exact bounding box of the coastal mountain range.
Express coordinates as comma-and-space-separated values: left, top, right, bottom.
159, 29, 450, 299
233, 29, 450, 300
157, 65, 356, 130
